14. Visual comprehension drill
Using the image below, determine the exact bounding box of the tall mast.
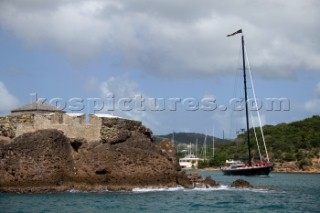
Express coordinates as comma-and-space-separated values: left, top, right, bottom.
212, 128, 215, 158
203, 134, 207, 160
241, 35, 252, 166
171, 132, 175, 147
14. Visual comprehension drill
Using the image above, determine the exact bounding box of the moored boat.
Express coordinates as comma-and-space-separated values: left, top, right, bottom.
221, 29, 273, 176
221, 159, 273, 176
179, 154, 204, 169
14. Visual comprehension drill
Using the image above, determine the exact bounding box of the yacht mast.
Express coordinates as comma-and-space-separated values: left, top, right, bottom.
212, 128, 215, 158
241, 34, 252, 166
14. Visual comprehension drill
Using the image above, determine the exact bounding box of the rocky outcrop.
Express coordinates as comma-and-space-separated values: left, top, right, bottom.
176, 171, 193, 188
100, 118, 152, 144
274, 161, 320, 173
230, 179, 273, 191
0, 114, 228, 193
203, 176, 220, 187
0, 129, 74, 192
185, 173, 220, 188
71, 130, 179, 191
231, 179, 253, 188
0, 118, 201, 193
159, 139, 181, 171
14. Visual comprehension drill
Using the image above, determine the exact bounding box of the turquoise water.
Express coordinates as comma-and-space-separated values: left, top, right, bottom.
1, 172, 319, 213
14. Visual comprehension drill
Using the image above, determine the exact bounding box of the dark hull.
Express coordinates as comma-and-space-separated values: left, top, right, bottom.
221, 165, 273, 176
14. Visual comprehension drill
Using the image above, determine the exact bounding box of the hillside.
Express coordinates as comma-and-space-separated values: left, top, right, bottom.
156, 132, 231, 146
157, 116, 320, 172
156, 132, 232, 159
213, 116, 320, 171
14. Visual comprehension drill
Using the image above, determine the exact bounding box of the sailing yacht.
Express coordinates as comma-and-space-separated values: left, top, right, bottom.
221, 29, 273, 176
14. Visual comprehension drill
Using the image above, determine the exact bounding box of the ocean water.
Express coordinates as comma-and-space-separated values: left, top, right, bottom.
1, 171, 319, 213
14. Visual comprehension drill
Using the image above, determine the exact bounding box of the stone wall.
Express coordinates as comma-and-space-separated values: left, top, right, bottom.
0, 114, 35, 138
0, 113, 104, 142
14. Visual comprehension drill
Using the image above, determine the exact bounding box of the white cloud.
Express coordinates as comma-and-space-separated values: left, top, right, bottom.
304, 82, 320, 113
0, 0, 319, 79
0, 82, 20, 113
305, 99, 320, 113
98, 76, 160, 129
315, 82, 320, 98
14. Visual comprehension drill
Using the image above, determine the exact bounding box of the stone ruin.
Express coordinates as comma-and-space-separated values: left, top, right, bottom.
0, 100, 143, 142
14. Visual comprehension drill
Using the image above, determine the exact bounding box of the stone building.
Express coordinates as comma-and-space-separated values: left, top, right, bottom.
11, 100, 65, 115
0, 101, 138, 142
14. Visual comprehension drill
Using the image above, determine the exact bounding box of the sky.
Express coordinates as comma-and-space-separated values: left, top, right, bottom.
0, 0, 320, 138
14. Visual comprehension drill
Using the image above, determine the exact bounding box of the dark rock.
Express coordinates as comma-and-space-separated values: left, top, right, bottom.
176, 171, 193, 188
56, 178, 64, 186
203, 176, 220, 188
95, 169, 108, 175
231, 179, 253, 188
187, 173, 203, 182
183, 173, 220, 188
70, 138, 84, 152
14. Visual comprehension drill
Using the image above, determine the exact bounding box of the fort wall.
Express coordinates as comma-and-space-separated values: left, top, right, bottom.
1, 113, 104, 142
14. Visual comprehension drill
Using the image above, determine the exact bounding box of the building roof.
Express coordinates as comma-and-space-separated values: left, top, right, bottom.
66, 113, 85, 117
11, 100, 65, 113
93, 113, 122, 119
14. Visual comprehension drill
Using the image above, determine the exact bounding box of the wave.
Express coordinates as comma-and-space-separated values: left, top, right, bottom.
132, 185, 273, 193
132, 186, 185, 192
66, 185, 272, 193
68, 188, 82, 193
67, 188, 109, 193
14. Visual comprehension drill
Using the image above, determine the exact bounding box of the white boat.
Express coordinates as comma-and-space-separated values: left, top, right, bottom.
179, 154, 204, 169
179, 142, 204, 169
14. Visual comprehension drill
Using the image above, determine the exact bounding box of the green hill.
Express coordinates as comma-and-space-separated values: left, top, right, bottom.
212, 115, 320, 168
156, 132, 231, 146
155, 132, 232, 160
157, 116, 320, 170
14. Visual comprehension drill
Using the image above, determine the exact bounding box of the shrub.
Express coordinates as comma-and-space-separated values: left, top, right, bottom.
282, 153, 296, 161
297, 158, 312, 170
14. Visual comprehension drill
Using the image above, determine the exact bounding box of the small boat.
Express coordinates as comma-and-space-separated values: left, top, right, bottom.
179, 143, 204, 169
221, 29, 273, 176
179, 154, 204, 169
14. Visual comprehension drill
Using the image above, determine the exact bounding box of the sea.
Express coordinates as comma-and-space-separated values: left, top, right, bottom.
0, 171, 319, 213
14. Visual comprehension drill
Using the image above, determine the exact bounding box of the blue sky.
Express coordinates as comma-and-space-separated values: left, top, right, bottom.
0, 0, 320, 138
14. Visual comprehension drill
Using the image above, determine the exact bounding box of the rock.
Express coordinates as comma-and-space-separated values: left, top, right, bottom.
71, 131, 179, 190
70, 138, 85, 152
203, 176, 220, 188
0, 136, 11, 144
231, 179, 253, 188
0, 129, 74, 190
159, 139, 180, 171
0, 119, 188, 193
176, 171, 193, 188
187, 173, 203, 182
100, 118, 152, 144
182, 173, 220, 188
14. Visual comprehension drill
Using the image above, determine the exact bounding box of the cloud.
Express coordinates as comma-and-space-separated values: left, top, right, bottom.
0, 82, 20, 113
304, 82, 320, 113
0, 0, 319, 79
98, 76, 160, 129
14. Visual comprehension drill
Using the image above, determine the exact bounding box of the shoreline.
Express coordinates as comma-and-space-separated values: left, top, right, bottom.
185, 167, 320, 174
